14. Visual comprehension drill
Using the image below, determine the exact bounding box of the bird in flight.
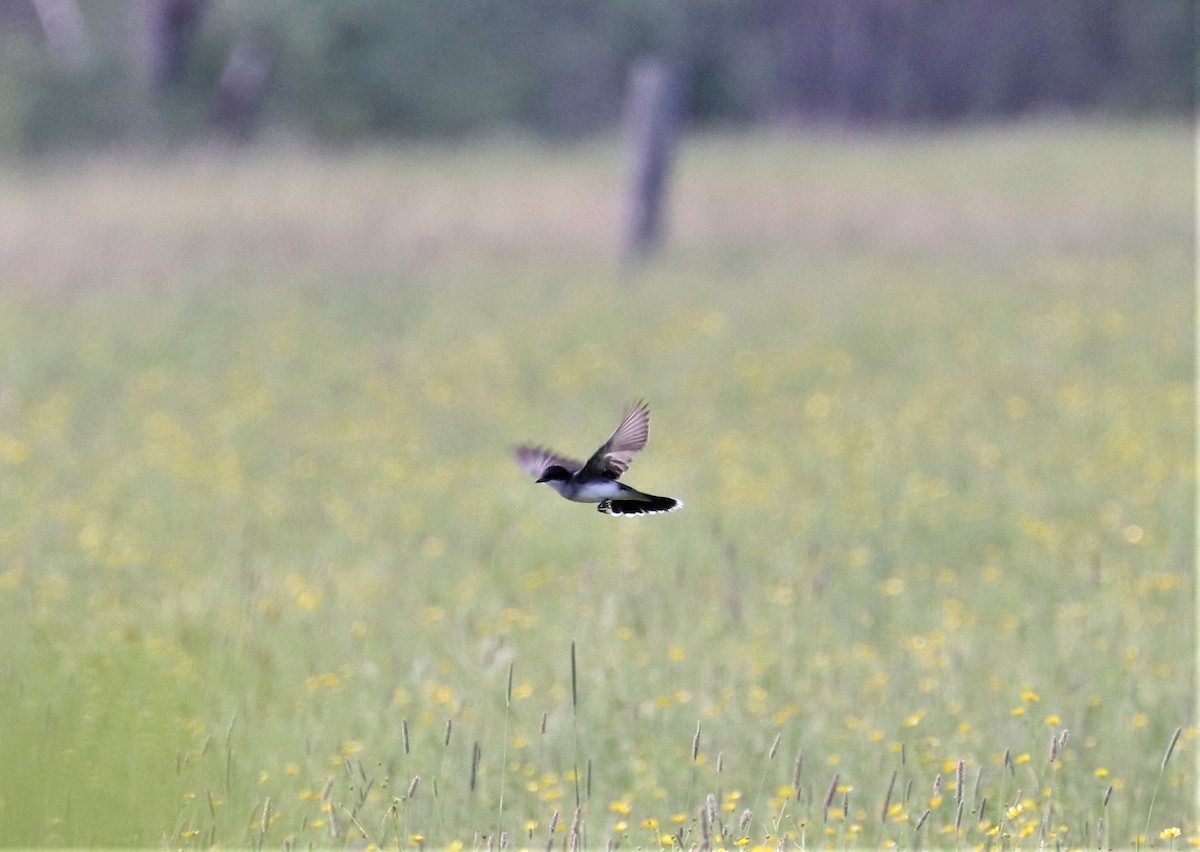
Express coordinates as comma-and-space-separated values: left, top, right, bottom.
513, 401, 682, 516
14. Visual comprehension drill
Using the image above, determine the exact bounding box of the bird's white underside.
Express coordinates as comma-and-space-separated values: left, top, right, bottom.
545, 478, 634, 503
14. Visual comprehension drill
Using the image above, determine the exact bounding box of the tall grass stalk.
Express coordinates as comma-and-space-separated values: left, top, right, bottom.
1140, 726, 1183, 850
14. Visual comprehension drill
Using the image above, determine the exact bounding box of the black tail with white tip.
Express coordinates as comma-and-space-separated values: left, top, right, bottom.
598, 495, 682, 516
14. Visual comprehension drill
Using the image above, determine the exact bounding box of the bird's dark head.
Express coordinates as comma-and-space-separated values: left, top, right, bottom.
536, 465, 571, 484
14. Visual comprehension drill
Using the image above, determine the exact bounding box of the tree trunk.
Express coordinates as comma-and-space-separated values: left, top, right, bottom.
212, 33, 272, 141
145, 0, 208, 93
30, 0, 89, 70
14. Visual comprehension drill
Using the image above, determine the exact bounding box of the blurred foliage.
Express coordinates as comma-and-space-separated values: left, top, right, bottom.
0, 0, 1193, 151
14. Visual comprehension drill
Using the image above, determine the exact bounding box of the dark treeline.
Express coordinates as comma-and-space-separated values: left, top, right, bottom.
0, 0, 1192, 152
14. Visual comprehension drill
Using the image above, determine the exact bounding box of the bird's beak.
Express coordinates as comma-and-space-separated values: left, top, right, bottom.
535, 475, 548, 484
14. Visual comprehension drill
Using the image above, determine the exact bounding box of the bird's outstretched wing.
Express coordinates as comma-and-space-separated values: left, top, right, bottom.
512, 445, 583, 478
582, 400, 650, 479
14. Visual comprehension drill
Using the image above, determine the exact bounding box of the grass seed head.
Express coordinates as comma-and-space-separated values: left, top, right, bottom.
260, 796, 271, 836
567, 805, 583, 852
1161, 726, 1182, 771
880, 769, 897, 823
913, 808, 930, 833
791, 748, 804, 796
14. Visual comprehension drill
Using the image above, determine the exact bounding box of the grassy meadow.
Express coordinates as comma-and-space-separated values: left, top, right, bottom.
0, 122, 1194, 848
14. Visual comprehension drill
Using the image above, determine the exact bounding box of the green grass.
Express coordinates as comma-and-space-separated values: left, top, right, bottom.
0, 122, 1193, 849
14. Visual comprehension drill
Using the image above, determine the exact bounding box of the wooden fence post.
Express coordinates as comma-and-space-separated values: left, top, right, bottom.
622, 57, 683, 269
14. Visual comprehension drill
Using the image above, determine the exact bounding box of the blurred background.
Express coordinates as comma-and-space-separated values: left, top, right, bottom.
0, 0, 1192, 152
0, 1, 1194, 848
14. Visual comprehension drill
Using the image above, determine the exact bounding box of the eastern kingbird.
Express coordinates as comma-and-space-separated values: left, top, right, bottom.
513, 401, 682, 516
